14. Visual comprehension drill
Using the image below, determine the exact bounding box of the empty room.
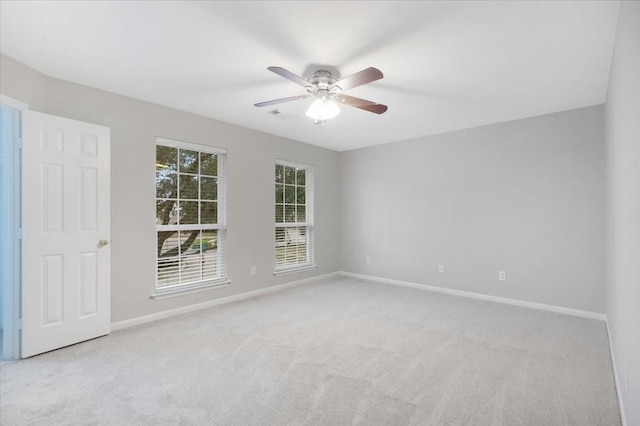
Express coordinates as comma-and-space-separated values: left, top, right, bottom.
0, 1, 638, 425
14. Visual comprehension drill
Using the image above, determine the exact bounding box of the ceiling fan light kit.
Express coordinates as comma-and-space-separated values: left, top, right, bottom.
255, 66, 388, 123
305, 97, 341, 121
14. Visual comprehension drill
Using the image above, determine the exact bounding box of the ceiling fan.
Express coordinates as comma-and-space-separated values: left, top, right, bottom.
255, 66, 388, 122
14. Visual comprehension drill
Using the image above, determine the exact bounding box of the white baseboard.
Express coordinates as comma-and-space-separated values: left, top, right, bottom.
113, 270, 606, 328
339, 271, 607, 321
606, 321, 628, 426
111, 272, 339, 331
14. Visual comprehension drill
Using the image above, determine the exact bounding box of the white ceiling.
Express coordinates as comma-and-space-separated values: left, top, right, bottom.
0, 1, 619, 151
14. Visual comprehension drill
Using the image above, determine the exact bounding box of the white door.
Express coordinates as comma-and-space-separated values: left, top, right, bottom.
22, 111, 111, 358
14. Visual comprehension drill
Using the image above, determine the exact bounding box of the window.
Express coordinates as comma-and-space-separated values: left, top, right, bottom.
155, 137, 228, 296
275, 160, 314, 274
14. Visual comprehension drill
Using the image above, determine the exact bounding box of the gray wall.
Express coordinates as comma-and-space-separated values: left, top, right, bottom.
0, 55, 46, 111
605, 1, 640, 424
340, 106, 606, 313
1, 54, 340, 323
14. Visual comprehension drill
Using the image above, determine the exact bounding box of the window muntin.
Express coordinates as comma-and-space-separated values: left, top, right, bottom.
275, 161, 314, 272
155, 138, 227, 292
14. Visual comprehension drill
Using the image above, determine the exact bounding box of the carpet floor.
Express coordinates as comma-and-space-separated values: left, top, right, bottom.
1, 276, 621, 425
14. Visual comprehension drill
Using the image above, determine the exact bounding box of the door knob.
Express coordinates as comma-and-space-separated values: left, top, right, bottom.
98, 239, 110, 247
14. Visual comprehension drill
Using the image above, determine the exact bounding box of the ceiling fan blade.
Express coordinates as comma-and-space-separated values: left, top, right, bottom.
267, 66, 312, 88
254, 94, 311, 107
336, 94, 388, 114
329, 67, 384, 92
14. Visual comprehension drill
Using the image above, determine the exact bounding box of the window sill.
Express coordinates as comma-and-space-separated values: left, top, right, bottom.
273, 264, 317, 277
150, 279, 231, 300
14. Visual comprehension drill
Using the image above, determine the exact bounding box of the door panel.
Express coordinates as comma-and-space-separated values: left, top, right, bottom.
42, 254, 64, 325
80, 167, 98, 231
22, 111, 110, 358
43, 164, 64, 231
79, 251, 98, 316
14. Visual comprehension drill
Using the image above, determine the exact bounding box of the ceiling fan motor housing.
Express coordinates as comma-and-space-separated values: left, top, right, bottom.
308, 70, 338, 88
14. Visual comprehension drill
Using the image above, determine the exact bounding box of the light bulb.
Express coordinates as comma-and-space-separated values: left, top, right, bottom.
305, 98, 340, 121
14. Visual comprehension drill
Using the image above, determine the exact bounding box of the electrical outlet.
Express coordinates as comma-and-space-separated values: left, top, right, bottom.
366, 256, 371, 264
498, 270, 507, 281
438, 264, 445, 273
250, 266, 256, 276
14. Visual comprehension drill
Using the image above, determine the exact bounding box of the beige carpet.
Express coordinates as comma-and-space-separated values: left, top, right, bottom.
1, 276, 621, 425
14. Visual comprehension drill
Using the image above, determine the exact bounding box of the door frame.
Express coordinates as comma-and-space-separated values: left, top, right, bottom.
0, 94, 28, 360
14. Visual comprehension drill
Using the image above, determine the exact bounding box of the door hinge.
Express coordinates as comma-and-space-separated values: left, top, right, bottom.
16, 137, 23, 150
17, 318, 23, 330
17, 228, 23, 240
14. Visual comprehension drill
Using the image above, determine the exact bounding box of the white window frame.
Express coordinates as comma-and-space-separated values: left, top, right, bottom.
152, 137, 229, 299
274, 159, 316, 275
